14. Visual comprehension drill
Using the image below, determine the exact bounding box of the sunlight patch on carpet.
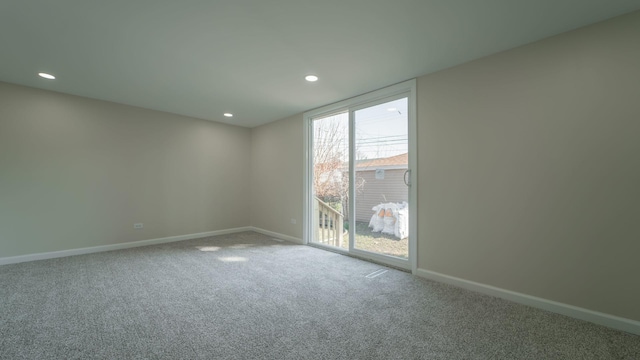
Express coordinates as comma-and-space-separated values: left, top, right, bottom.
196, 246, 220, 252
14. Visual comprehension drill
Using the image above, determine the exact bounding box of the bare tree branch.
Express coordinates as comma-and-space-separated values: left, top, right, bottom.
312, 117, 365, 217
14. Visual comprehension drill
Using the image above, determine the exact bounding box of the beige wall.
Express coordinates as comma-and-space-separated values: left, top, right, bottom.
250, 114, 303, 239
0, 82, 252, 257
417, 11, 640, 321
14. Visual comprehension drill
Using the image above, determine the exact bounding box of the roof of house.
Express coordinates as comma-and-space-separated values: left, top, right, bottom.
357, 153, 408, 169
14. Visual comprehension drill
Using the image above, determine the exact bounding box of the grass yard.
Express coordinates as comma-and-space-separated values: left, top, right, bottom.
339, 221, 408, 259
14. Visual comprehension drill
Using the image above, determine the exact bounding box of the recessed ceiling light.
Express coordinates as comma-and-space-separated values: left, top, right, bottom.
223, 113, 233, 118
387, 107, 397, 112
38, 72, 56, 80
305, 75, 318, 82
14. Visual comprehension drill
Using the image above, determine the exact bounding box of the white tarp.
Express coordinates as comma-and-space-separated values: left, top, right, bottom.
368, 202, 409, 239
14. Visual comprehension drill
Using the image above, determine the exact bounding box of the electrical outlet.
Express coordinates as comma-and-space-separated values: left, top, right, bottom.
134, 223, 143, 229
290, 218, 297, 224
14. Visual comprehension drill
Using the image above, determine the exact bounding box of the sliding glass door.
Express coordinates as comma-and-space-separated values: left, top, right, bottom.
305, 80, 416, 271
351, 98, 409, 261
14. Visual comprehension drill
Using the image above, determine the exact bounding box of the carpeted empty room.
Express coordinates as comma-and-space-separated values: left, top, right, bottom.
1, 232, 638, 359
4, 1, 640, 359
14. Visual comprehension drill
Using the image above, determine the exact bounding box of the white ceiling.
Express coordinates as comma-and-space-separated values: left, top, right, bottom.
1, 1, 639, 127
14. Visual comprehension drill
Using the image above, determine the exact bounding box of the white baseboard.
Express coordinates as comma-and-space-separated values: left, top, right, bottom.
249, 227, 303, 244
415, 268, 640, 336
0, 227, 252, 266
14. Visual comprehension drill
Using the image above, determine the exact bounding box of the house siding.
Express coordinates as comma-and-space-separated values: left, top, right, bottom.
355, 169, 408, 222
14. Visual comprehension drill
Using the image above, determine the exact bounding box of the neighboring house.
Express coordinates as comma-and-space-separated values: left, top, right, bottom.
355, 153, 408, 222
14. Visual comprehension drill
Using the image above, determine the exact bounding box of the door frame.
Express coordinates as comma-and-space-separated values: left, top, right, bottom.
303, 79, 417, 273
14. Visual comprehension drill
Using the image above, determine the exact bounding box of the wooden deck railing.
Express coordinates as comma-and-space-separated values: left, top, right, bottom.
314, 197, 344, 247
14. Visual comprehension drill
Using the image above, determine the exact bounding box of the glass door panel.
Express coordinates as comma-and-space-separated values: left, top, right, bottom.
352, 98, 409, 259
310, 112, 350, 251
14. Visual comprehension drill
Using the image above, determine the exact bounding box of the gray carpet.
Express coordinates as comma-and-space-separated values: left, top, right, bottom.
1, 231, 638, 359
